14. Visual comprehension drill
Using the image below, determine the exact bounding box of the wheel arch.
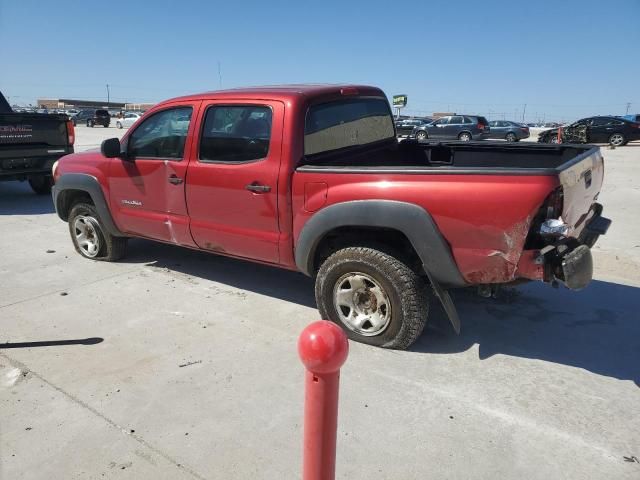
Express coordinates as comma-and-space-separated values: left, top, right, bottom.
53, 173, 124, 236
295, 200, 466, 288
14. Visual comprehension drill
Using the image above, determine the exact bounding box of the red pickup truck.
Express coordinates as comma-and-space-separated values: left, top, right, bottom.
52, 85, 611, 349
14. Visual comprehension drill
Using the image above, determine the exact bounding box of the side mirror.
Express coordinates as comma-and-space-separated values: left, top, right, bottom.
101, 138, 122, 158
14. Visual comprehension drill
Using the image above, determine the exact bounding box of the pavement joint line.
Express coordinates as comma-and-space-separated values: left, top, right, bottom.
0, 267, 141, 310
0, 351, 209, 480
372, 368, 621, 462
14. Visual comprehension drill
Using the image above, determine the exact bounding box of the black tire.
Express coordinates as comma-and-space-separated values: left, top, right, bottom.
28, 175, 53, 195
87, 119, 94, 127
68, 202, 127, 261
415, 130, 428, 141
315, 247, 429, 350
505, 132, 517, 142
608, 133, 625, 147
116, 121, 122, 129
458, 132, 472, 141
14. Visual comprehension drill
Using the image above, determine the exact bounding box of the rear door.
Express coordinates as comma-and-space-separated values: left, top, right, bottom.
445, 116, 463, 138
108, 103, 199, 245
185, 100, 283, 263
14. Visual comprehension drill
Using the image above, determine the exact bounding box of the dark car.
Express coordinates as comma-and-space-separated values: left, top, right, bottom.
72, 109, 110, 127
395, 118, 433, 137
538, 116, 640, 146
487, 120, 530, 142
413, 115, 490, 141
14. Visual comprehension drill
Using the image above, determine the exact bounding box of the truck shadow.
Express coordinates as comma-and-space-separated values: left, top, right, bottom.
416, 281, 640, 384
0, 181, 55, 215
125, 239, 639, 384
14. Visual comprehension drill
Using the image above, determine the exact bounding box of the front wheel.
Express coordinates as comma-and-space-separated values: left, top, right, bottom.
68, 202, 127, 261
415, 130, 428, 141
315, 247, 429, 350
609, 133, 625, 146
458, 132, 472, 141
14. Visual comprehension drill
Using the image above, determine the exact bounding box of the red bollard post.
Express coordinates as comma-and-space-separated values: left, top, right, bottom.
298, 321, 349, 480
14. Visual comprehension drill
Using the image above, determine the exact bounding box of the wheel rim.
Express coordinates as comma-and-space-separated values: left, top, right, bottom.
550, 136, 560, 144
333, 272, 391, 336
416, 132, 426, 140
460, 133, 471, 141
74, 215, 101, 258
506, 134, 516, 141
610, 134, 624, 146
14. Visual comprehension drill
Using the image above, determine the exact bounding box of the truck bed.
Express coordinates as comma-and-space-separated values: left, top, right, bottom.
293, 139, 604, 286
297, 139, 596, 175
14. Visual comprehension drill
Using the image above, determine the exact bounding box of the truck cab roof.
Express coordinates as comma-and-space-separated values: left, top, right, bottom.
165, 84, 386, 104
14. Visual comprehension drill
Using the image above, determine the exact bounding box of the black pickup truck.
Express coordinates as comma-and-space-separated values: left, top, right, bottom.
0, 92, 74, 194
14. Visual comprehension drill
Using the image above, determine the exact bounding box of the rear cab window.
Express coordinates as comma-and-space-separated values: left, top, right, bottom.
304, 98, 394, 157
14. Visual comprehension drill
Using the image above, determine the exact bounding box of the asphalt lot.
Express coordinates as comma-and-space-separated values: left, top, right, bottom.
1, 125, 639, 479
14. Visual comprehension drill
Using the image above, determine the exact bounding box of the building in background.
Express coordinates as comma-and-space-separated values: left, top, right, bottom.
37, 98, 155, 112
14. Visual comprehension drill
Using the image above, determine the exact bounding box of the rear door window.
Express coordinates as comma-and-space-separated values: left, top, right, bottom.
449, 116, 463, 124
304, 98, 394, 156
199, 105, 272, 163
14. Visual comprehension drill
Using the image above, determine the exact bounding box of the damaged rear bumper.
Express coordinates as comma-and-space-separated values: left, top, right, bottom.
516, 207, 611, 290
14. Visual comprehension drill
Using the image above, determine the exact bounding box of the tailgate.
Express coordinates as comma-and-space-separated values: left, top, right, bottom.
0, 114, 69, 151
558, 146, 604, 237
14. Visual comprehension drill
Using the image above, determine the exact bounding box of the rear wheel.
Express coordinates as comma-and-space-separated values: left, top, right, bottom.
116, 121, 123, 129
68, 202, 127, 261
415, 130, 428, 141
28, 175, 53, 195
87, 119, 94, 127
458, 132, 472, 141
505, 132, 517, 142
609, 133, 625, 146
315, 247, 429, 350
548, 134, 561, 144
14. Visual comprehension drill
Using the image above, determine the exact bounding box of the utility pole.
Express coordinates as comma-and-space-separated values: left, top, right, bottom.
625, 102, 631, 115
217, 62, 222, 88
106, 84, 110, 105
522, 103, 527, 123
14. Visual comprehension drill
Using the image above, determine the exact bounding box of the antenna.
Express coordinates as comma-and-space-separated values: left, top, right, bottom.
218, 62, 222, 88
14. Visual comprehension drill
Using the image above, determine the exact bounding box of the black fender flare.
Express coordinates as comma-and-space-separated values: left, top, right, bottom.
52, 173, 124, 237
295, 200, 466, 288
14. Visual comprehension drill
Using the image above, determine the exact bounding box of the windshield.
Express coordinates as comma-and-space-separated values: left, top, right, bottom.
304, 98, 394, 156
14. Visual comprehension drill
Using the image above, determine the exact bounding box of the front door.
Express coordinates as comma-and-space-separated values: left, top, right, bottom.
108, 103, 199, 246
185, 101, 283, 263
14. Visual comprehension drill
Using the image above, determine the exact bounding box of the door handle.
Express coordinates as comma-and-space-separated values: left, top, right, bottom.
168, 175, 184, 185
245, 182, 271, 193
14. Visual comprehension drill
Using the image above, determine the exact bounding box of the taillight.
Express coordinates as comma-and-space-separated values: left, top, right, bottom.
66, 120, 75, 146
478, 123, 485, 130
546, 188, 564, 219
631, 123, 640, 129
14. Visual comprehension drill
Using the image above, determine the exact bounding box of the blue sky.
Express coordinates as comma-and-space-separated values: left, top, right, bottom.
1, 0, 638, 122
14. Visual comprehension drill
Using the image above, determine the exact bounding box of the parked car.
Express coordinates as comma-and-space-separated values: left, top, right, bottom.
538, 116, 640, 146
487, 120, 530, 142
620, 114, 640, 123
116, 112, 143, 129
72, 109, 110, 127
395, 118, 432, 137
413, 115, 490, 141
0, 91, 75, 194
52, 84, 610, 349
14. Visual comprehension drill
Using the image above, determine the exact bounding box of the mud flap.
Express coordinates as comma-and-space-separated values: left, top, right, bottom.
424, 270, 461, 334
